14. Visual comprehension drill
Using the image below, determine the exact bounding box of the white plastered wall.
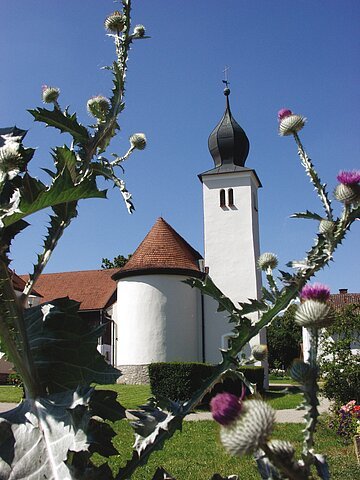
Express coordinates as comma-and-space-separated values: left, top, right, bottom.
202, 170, 266, 373
116, 274, 200, 366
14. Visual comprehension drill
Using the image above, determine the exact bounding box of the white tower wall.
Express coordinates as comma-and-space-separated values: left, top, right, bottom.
116, 274, 200, 366
202, 170, 264, 364
203, 171, 261, 300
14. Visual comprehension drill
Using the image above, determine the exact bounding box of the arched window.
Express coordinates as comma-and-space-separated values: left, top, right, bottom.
228, 188, 234, 206
220, 189, 226, 207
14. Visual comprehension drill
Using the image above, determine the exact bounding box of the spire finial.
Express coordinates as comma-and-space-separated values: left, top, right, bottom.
222, 65, 230, 96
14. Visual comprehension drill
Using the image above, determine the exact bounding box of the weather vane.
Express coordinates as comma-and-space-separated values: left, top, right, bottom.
222, 65, 230, 88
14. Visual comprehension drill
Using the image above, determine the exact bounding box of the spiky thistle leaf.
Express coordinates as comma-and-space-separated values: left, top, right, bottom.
29, 107, 90, 145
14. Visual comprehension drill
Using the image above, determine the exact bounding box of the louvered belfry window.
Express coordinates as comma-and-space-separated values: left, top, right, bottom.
220, 189, 226, 207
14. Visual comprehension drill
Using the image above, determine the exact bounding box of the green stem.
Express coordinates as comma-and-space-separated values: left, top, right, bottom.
0, 262, 43, 397
266, 269, 279, 297
301, 328, 320, 474
21, 208, 75, 305
293, 132, 333, 221
262, 444, 309, 480
110, 145, 135, 166
88, 0, 132, 160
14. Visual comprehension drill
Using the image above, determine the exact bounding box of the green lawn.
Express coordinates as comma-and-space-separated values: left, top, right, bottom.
264, 389, 303, 410
0, 385, 23, 403
95, 384, 152, 410
0, 383, 303, 411
93, 418, 359, 479
268, 376, 299, 385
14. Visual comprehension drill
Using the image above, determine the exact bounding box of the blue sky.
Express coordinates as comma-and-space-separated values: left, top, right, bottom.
2, 0, 359, 293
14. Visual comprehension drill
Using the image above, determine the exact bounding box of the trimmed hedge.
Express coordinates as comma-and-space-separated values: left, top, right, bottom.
148, 362, 264, 402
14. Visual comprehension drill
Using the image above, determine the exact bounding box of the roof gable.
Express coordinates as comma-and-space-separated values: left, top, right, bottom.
20, 269, 119, 310
113, 217, 203, 280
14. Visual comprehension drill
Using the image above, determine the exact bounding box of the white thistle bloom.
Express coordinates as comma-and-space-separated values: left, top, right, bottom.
0, 135, 22, 180
278, 114, 306, 136
130, 133, 147, 150
295, 300, 334, 328
87, 95, 111, 120
104, 11, 125, 33
42, 86, 60, 104
220, 400, 275, 456
133, 24, 146, 37
252, 344, 268, 361
257, 252, 278, 271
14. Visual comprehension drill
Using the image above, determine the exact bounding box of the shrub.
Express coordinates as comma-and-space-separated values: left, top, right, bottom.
149, 362, 264, 402
149, 362, 213, 401
267, 305, 302, 370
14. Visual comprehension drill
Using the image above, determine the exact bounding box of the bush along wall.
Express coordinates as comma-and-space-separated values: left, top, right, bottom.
148, 362, 264, 403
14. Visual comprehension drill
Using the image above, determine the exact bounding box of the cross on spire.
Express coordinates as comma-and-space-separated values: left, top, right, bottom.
222, 65, 230, 88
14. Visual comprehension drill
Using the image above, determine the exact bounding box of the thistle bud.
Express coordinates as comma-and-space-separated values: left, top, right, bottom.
278, 108, 306, 136
87, 95, 111, 120
289, 359, 312, 383
267, 439, 295, 459
219, 400, 275, 456
334, 183, 360, 205
334, 170, 360, 205
295, 300, 334, 328
257, 252, 278, 271
130, 133, 147, 150
42, 85, 60, 104
210, 392, 243, 426
319, 219, 335, 235
133, 24, 146, 37
104, 11, 125, 33
251, 344, 268, 361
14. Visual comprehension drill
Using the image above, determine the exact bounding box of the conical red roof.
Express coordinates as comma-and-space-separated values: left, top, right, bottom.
112, 217, 203, 280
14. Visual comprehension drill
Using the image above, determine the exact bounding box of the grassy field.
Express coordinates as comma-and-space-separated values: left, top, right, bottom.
2, 384, 356, 478
264, 389, 303, 410
0, 383, 304, 410
0, 385, 23, 403
93, 418, 359, 479
268, 376, 299, 385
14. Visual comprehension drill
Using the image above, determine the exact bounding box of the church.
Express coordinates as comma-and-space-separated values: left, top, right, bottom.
18, 87, 265, 384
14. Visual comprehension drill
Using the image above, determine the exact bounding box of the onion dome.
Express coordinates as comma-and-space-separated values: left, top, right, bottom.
208, 88, 249, 168
112, 217, 204, 280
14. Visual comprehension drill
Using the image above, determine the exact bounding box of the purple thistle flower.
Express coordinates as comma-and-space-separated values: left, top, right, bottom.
210, 392, 243, 426
300, 283, 330, 303
278, 108, 293, 121
336, 170, 360, 186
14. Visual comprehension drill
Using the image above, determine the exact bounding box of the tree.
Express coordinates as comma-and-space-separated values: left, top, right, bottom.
101, 254, 132, 269
319, 304, 360, 404
267, 304, 302, 370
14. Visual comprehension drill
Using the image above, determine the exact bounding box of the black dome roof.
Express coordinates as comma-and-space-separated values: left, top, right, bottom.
208, 89, 249, 168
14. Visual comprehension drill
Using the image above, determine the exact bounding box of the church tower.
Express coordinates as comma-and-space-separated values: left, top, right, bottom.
199, 87, 263, 362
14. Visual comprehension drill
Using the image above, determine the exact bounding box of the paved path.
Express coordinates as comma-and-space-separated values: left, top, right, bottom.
185, 396, 331, 423
0, 397, 332, 423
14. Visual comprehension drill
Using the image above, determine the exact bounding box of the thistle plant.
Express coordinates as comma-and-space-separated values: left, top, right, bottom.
0, 1, 148, 478
0, 2, 359, 479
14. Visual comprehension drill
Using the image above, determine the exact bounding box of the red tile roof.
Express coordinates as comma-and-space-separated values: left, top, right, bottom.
113, 217, 203, 280
329, 292, 360, 311
20, 269, 119, 311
